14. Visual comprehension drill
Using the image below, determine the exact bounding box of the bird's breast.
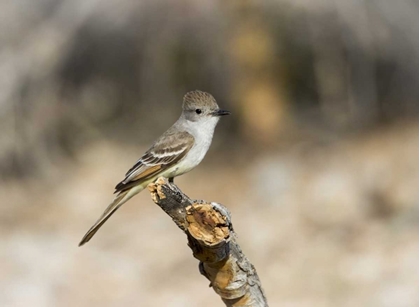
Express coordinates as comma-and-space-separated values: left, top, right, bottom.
172, 128, 214, 177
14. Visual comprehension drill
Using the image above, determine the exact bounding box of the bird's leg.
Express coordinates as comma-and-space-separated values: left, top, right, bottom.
169, 177, 174, 183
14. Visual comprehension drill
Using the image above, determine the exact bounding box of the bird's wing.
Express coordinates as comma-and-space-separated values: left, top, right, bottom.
80, 130, 194, 246
114, 130, 195, 193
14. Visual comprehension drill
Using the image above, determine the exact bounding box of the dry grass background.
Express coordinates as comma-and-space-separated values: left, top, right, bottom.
0, 0, 418, 306
0, 122, 417, 307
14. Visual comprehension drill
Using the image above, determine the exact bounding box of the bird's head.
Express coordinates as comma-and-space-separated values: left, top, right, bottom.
182, 90, 230, 123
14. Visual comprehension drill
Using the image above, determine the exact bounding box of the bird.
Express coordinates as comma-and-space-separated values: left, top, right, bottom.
79, 90, 230, 246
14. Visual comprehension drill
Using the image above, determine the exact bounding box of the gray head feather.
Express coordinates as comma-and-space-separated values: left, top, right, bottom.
182, 90, 219, 111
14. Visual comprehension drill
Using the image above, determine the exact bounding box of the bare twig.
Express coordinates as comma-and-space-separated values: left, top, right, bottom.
148, 177, 268, 307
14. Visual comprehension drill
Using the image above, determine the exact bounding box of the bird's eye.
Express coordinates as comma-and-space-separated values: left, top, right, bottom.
195, 109, 202, 114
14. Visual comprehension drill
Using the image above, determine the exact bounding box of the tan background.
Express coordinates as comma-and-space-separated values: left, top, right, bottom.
0, 0, 418, 306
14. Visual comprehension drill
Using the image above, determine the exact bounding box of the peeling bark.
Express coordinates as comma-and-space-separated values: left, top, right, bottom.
148, 177, 268, 307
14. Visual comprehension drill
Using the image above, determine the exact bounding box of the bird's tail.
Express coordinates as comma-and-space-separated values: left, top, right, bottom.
79, 185, 144, 246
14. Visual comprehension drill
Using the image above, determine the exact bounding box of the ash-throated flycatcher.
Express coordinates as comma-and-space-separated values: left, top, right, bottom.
79, 90, 230, 246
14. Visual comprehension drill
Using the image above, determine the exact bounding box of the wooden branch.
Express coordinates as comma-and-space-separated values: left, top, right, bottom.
148, 177, 268, 307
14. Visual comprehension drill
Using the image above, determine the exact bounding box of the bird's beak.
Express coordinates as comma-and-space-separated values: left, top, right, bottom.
212, 109, 231, 117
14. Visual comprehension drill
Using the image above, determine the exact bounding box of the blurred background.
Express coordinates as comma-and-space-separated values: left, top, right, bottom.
0, 0, 418, 306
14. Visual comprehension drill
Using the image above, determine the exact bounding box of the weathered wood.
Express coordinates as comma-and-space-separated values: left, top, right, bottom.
148, 177, 268, 307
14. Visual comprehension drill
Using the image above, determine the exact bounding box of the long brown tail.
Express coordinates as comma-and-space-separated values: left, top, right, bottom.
79, 187, 141, 246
